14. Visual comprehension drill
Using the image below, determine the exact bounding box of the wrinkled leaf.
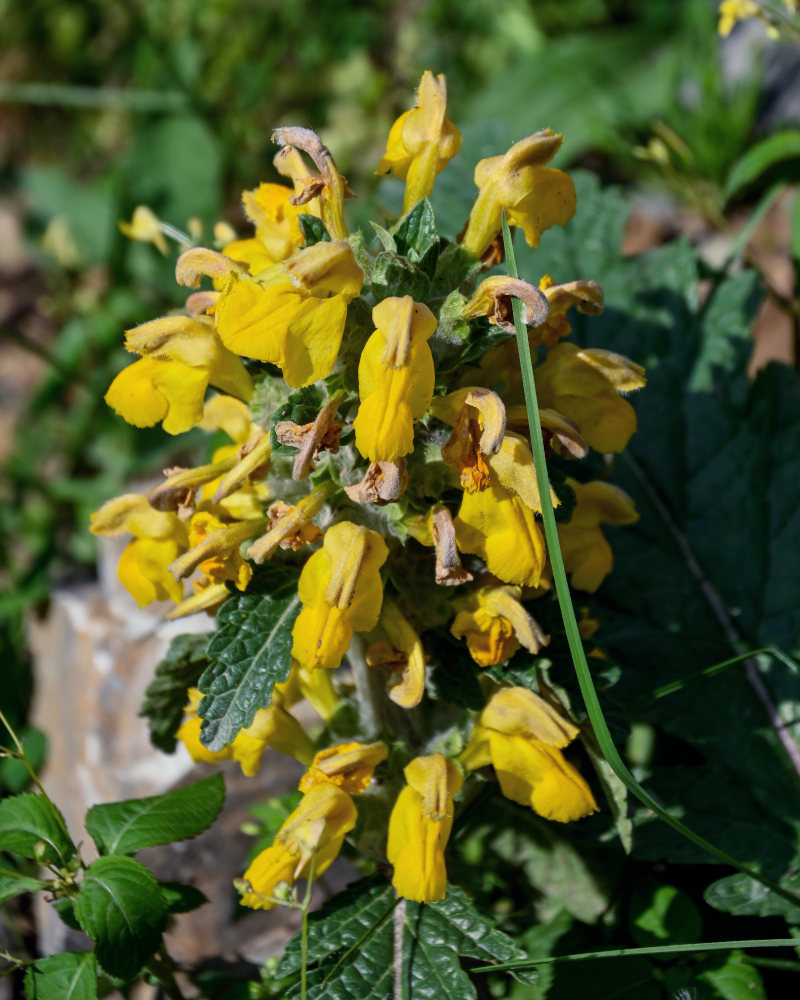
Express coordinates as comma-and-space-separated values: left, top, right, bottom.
23, 951, 96, 1000
86, 773, 224, 855
299, 214, 331, 245
704, 869, 800, 923
0, 792, 74, 866
139, 633, 211, 753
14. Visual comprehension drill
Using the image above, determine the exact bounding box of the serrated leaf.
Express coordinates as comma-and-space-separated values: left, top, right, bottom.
371, 251, 431, 302
160, 880, 209, 913
0, 792, 74, 866
0, 873, 46, 904
704, 869, 800, 922
23, 951, 96, 1000
86, 773, 225, 855
139, 633, 211, 753
393, 200, 440, 276
277, 878, 527, 999
299, 214, 331, 245
724, 130, 800, 201
199, 565, 301, 751
74, 855, 167, 981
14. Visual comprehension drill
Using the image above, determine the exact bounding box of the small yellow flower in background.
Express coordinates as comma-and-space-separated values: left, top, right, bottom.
387, 753, 463, 903
717, 1, 763, 36
176, 687, 314, 775
377, 70, 462, 213
558, 479, 638, 592
463, 687, 597, 823
119, 205, 169, 255
214, 240, 363, 387
105, 315, 253, 435
451, 585, 548, 667
90, 494, 187, 606
461, 129, 576, 259
353, 296, 437, 463
240, 783, 357, 909
291, 521, 389, 670
299, 741, 388, 794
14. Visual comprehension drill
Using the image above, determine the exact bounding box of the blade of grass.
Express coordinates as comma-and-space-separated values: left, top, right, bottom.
472, 936, 800, 973
501, 211, 800, 909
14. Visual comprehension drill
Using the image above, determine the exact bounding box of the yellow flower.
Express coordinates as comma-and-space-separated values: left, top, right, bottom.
454, 433, 557, 587
387, 753, 463, 903
240, 783, 357, 909
718, 1, 762, 36
376, 70, 462, 213
462, 687, 597, 823
353, 296, 437, 463
558, 479, 638, 592
214, 240, 363, 387
105, 315, 253, 435
291, 521, 389, 670
461, 130, 576, 259
176, 687, 314, 776
90, 494, 187, 606
532, 275, 604, 348
534, 341, 646, 454
451, 585, 547, 667
222, 182, 306, 271
376, 600, 427, 708
118, 205, 169, 255
431, 387, 506, 493
298, 741, 388, 795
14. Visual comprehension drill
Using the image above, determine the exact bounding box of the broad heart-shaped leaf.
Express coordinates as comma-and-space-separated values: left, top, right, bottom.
73, 855, 167, 981
23, 951, 96, 1000
199, 564, 301, 751
0, 792, 74, 866
526, 172, 800, 872
139, 632, 211, 753
85, 773, 224, 855
277, 877, 528, 1000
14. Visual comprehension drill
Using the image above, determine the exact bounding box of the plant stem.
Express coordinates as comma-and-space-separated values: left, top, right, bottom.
501, 212, 800, 909
300, 853, 317, 1000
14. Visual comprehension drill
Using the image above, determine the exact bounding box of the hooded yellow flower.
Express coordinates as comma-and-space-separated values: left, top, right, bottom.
240, 783, 357, 909
353, 296, 437, 463
461, 130, 576, 259
534, 341, 646, 454
463, 687, 597, 823
222, 181, 307, 272
214, 240, 363, 387
90, 494, 187, 606
176, 687, 314, 775
376, 70, 462, 213
454, 433, 557, 587
291, 521, 389, 670
298, 741, 388, 795
558, 479, 638, 592
105, 315, 253, 435
387, 753, 463, 903
451, 585, 547, 667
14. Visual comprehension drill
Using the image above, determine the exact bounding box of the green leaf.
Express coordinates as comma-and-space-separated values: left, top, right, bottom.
0, 792, 74, 866
270, 386, 325, 455
159, 880, 209, 913
393, 199, 440, 276
277, 878, 528, 999
371, 251, 431, 302
73, 855, 167, 981
724, 130, 800, 201
85, 773, 225, 855
696, 952, 766, 1000
23, 951, 96, 1000
199, 565, 301, 751
629, 880, 702, 947
299, 214, 331, 245
139, 633, 211, 753
0, 873, 46, 904
704, 869, 800, 923
582, 735, 632, 854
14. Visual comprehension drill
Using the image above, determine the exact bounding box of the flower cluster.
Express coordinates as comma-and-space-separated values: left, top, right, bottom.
95, 71, 644, 906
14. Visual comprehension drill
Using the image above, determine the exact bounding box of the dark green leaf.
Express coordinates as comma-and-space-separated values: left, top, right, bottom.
270, 386, 325, 455
0, 793, 74, 866
0, 873, 46, 904
299, 214, 331, 245
139, 633, 211, 753
23, 951, 96, 1000
704, 869, 800, 923
696, 952, 766, 1000
86, 774, 225, 855
371, 251, 431, 302
393, 200, 440, 276
724, 130, 800, 201
73, 855, 167, 981
160, 881, 209, 913
53, 898, 81, 931
629, 880, 702, 947
278, 877, 528, 999
199, 565, 301, 750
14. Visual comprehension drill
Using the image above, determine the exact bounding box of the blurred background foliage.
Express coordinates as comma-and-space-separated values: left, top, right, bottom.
1, 0, 798, 746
